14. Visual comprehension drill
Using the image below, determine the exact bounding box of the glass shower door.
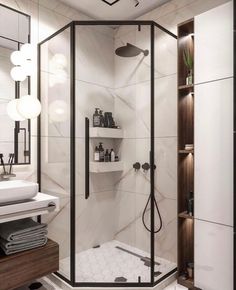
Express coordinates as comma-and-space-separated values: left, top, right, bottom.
74, 23, 153, 285
39, 26, 72, 281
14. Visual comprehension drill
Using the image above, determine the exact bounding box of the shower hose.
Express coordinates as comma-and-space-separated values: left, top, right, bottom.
142, 194, 163, 233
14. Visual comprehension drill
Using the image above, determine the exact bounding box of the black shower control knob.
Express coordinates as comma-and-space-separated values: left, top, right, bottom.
133, 162, 141, 171
142, 163, 150, 171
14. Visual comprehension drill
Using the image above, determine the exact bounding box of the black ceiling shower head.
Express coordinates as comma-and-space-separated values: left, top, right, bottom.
115, 43, 149, 57
134, 0, 140, 7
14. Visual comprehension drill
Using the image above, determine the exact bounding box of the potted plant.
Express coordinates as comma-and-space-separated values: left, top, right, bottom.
183, 49, 193, 85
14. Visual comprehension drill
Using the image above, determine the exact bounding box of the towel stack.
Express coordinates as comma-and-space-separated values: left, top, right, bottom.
0, 218, 48, 255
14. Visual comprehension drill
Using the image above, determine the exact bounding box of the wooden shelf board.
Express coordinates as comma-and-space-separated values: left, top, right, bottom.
178, 211, 194, 220
178, 84, 194, 90
179, 149, 194, 154
0, 239, 59, 290
178, 276, 194, 288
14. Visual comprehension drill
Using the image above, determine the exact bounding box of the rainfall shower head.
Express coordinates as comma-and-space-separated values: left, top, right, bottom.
115, 43, 149, 57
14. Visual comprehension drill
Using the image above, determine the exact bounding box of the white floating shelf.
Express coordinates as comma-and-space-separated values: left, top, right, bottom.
90, 161, 124, 173
90, 127, 123, 139
0, 193, 59, 223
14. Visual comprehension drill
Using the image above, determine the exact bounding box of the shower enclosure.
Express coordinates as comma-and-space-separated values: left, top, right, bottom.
38, 20, 177, 288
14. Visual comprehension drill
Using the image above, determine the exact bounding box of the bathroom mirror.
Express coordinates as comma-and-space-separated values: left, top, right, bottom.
0, 4, 31, 165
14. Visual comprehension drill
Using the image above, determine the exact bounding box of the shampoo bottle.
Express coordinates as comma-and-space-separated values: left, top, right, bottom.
99, 143, 104, 162
94, 146, 99, 162
110, 149, 115, 162
104, 149, 109, 162
93, 108, 100, 127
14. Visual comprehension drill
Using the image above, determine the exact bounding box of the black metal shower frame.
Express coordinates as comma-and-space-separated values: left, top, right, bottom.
37, 20, 177, 288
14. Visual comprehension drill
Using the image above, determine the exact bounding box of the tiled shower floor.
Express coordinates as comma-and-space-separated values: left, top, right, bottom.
60, 240, 176, 283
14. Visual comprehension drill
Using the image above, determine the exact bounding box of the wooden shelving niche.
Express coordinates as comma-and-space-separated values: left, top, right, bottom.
177, 18, 195, 290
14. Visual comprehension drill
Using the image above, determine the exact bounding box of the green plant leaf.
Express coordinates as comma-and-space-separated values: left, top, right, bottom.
183, 49, 193, 70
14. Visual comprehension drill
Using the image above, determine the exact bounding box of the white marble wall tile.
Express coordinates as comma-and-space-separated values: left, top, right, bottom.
114, 82, 150, 139
114, 190, 148, 249
154, 28, 177, 79
113, 85, 136, 139
154, 137, 177, 200
38, 5, 70, 42
40, 29, 70, 74
114, 138, 150, 196
75, 191, 116, 253
40, 71, 71, 138
114, 190, 177, 264
114, 29, 138, 88
40, 136, 70, 195
75, 80, 115, 138
155, 75, 177, 138
154, 198, 177, 263
75, 26, 114, 88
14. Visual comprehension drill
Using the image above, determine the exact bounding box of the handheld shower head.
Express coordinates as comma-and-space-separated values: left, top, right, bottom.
115, 43, 149, 57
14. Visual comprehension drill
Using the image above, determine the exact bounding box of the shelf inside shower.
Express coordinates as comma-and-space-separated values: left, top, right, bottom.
90, 127, 123, 139
90, 161, 124, 173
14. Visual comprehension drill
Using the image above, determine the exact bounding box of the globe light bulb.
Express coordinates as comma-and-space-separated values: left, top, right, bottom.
22, 59, 33, 76
10, 66, 27, 82
52, 53, 67, 68
20, 43, 33, 60
17, 95, 41, 119
10, 50, 24, 66
7, 99, 26, 121
49, 100, 68, 123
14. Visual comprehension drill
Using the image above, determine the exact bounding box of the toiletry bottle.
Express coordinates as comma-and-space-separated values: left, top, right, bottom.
93, 108, 100, 127
99, 110, 104, 127
94, 146, 99, 162
104, 149, 109, 162
187, 191, 194, 216
115, 155, 119, 162
110, 149, 115, 162
99, 143, 104, 162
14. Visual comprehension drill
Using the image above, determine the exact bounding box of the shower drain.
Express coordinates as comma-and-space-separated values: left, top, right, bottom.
114, 276, 127, 282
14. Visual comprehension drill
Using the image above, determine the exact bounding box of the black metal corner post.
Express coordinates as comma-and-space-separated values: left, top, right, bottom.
150, 23, 155, 285
70, 21, 76, 286
233, 0, 235, 289
27, 23, 31, 165
37, 42, 41, 223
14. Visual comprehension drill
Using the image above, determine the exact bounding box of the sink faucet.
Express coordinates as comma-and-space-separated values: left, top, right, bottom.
0, 153, 16, 180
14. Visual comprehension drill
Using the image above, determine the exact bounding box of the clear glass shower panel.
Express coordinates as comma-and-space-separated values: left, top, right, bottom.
40, 27, 71, 280
75, 24, 152, 284
153, 25, 178, 283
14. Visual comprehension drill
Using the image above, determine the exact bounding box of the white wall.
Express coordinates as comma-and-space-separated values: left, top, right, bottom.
194, 2, 234, 290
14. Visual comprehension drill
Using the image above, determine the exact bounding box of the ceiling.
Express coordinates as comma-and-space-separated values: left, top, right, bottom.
60, 0, 170, 20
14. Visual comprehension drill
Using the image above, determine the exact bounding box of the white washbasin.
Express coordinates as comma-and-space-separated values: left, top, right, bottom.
0, 180, 38, 204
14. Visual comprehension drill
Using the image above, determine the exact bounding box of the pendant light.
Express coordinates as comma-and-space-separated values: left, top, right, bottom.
7, 99, 26, 121
10, 66, 27, 82
17, 95, 41, 119
10, 50, 24, 66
